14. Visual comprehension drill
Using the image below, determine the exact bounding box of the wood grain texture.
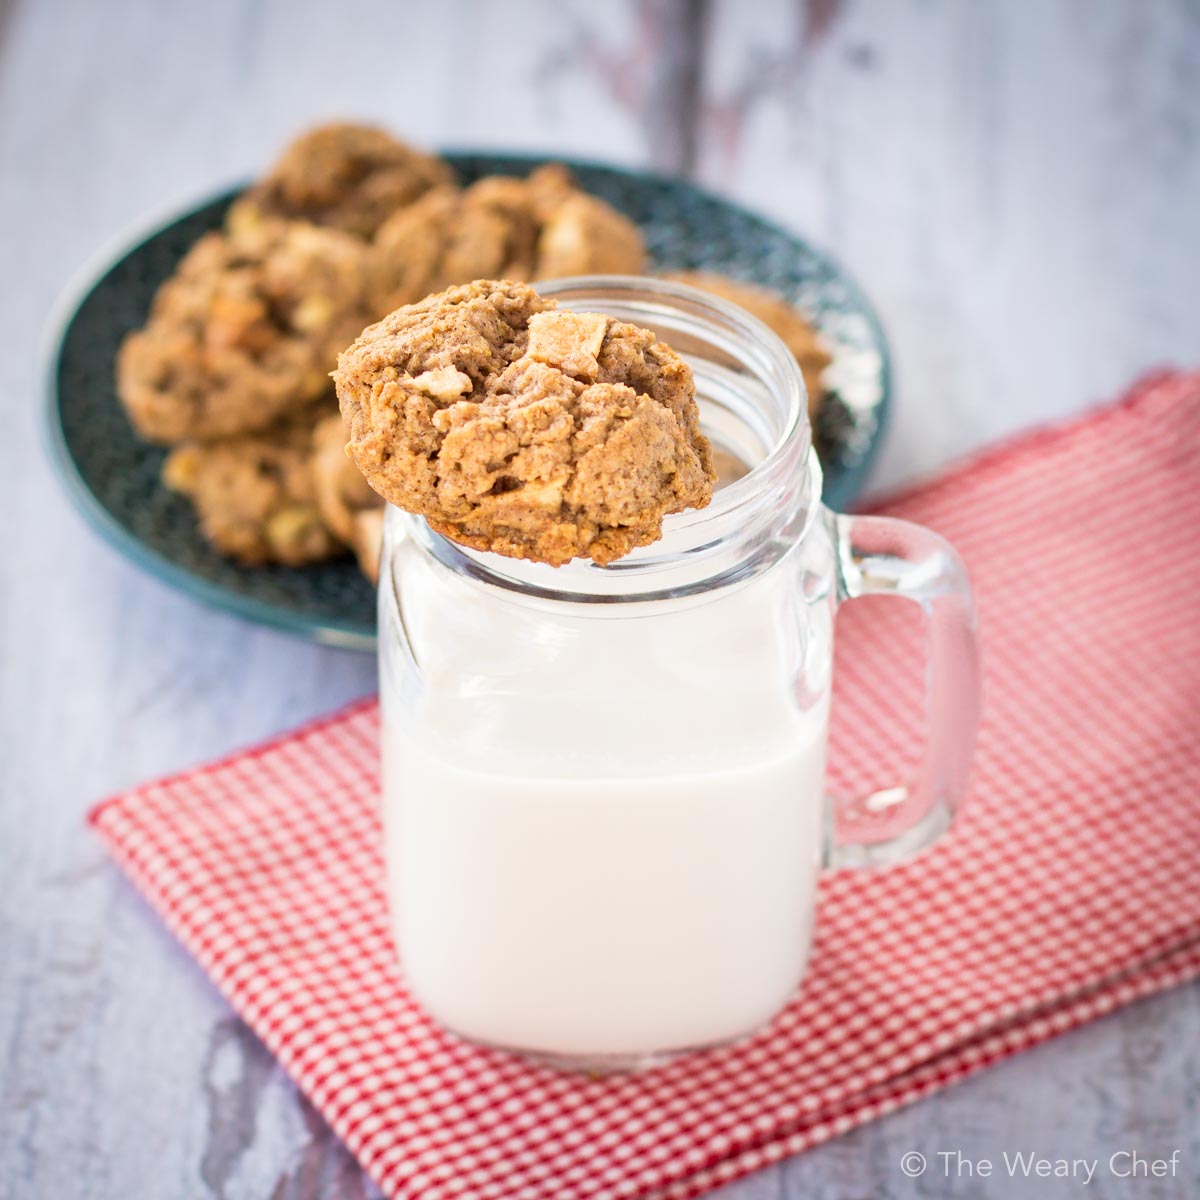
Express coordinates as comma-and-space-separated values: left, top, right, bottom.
1, 1, 1197, 1197
695, 0, 1200, 488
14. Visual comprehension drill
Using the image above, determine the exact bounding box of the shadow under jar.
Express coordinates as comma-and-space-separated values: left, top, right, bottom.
378, 277, 980, 1070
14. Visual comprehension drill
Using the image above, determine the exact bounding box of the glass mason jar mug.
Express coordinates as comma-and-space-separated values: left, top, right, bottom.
378, 278, 980, 1069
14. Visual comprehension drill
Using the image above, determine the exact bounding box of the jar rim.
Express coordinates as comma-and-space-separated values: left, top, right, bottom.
396, 275, 819, 604
539, 275, 810, 520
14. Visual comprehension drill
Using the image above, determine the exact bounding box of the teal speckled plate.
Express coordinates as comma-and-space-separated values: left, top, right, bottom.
45, 154, 891, 651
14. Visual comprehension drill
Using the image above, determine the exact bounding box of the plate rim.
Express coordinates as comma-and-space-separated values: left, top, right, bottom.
40, 193, 377, 651
43, 154, 891, 652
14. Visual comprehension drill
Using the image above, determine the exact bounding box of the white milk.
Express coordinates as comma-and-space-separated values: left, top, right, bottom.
380, 565, 830, 1060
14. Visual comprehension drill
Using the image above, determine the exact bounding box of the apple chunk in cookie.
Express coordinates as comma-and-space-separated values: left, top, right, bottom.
333, 279, 715, 566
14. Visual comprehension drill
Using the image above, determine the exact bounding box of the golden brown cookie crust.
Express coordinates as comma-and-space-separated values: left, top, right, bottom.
117, 220, 369, 444
666, 271, 831, 418
163, 420, 342, 567
334, 280, 714, 567
227, 122, 452, 240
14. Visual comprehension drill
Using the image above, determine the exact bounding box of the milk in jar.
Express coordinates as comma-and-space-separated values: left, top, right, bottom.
380, 544, 830, 1060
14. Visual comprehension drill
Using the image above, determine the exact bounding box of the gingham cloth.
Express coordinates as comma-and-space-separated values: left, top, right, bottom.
92, 371, 1200, 1200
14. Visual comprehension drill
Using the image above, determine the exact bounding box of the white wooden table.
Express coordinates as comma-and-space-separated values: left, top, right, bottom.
3, 1, 1199, 1196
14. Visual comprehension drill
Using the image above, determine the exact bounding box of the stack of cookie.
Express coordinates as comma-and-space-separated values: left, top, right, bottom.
116, 121, 828, 580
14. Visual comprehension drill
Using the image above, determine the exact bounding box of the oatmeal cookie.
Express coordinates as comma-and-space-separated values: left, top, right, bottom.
227, 122, 452, 240
369, 165, 645, 315
350, 506, 386, 584
311, 413, 384, 546
334, 280, 714, 567
518, 163, 647, 276
710, 446, 751, 487
369, 185, 518, 314
666, 272, 831, 418
536, 192, 647, 277
533, 168, 646, 278
117, 220, 370, 444
163, 419, 342, 566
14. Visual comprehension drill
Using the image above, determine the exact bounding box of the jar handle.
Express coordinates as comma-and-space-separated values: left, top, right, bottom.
823, 509, 981, 868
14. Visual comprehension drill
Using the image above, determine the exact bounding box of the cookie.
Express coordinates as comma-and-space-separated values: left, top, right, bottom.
227, 122, 453, 240
710, 446, 751, 487
665, 272, 831, 418
334, 280, 714, 567
520, 163, 647, 274
454, 173, 543, 277
350, 506, 386, 584
163, 420, 342, 567
369, 185, 518, 315
117, 220, 369, 444
311, 413, 384, 546
370, 165, 645, 315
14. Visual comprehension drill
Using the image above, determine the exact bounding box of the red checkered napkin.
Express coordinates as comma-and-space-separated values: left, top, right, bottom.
92, 372, 1200, 1200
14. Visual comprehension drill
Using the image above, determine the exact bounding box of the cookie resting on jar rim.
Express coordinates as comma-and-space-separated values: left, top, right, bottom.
363, 276, 980, 1069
